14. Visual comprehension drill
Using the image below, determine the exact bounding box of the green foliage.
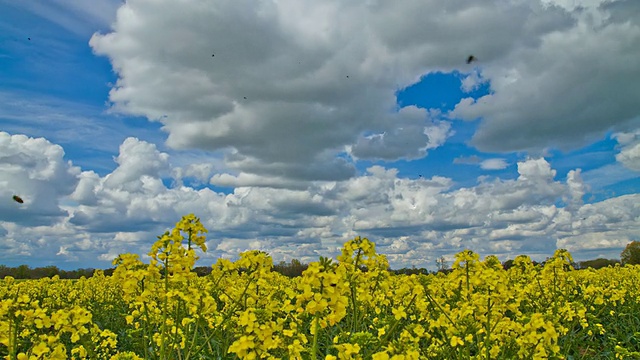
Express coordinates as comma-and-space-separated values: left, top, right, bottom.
0, 265, 96, 280
578, 258, 620, 269
621, 241, 640, 265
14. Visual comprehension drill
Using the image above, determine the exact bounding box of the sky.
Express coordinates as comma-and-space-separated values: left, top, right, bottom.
0, 0, 639, 271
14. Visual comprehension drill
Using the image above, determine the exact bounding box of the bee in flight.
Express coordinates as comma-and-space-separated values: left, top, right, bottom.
13, 195, 24, 204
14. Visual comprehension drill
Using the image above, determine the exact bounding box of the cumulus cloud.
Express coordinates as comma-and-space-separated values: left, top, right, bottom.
103, 137, 170, 190
88, 0, 604, 181
453, 155, 482, 165
0, 132, 80, 226
349, 107, 453, 160
69, 170, 100, 205
171, 163, 215, 187
564, 169, 588, 210
4, 0, 640, 271
460, 70, 486, 93
0, 91, 168, 174
2, 141, 638, 270
451, 0, 640, 152
221, 150, 355, 183
210, 173, 306, 190
614, 130, 640, 171
480, 158, 509, 170
556, 194, 640, 254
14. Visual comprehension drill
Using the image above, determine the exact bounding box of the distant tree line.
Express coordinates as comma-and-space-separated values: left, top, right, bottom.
0, 259, 312, 280
192, 258, 310, 278
4, 241, 640, 280
0, 265, 98, 279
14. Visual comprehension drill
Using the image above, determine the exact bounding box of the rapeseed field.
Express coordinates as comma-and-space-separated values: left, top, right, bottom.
2, 214, 639, 359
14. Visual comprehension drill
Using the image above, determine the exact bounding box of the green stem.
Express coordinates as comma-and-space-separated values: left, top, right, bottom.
349, 275, 358, 334
425, 291, 456, 328
311, 314, 320, 360
171, 299, 183, 358
349, 249, 362, 335
535, 276, 550, 311
160, 255, 170, 360
553, 267, 558, 316
466, 260, 471, 302
486, 289, 492, 360
183, 316, 200, 360
190, 277, 256, 357
9, 314, 17, 360
142, 301, 151, 360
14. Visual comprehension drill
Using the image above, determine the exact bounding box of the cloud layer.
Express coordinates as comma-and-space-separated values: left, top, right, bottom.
452, 0, 640, 152
1, 0, 638, 270
2, 132, 638, 269
87, 0, 640, 184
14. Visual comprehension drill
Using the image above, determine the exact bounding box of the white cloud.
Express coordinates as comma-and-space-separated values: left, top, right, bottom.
614, 130, 640, 171
450, 0, 640, 153
88, 0, 607, 181
56, 246, 69, 256
617, 143, 640, 171
171, 163, 215, 186
350, 107, 453, 160
556, 194, 640, 254
580, 162, 639, 192
70, 171, 100, 205
72, 1, 640, 268
565, 169, 588, 210
517, 157, 556, 181
9, 8, 640, 262
453, 155, 482, 165
460, 70, 486, 93
3, 133, 637, 269
210, 173, 305, 190
103, 137, 170, 190
480, 158, 509, 170
0, 132, 80, 226
0, 91, 168, 173
112, 231, 151, 244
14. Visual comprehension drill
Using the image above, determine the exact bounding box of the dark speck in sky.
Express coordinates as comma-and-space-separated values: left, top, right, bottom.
466, 55, 477, 64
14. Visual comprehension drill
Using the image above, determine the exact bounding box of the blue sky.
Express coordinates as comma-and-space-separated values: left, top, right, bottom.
1, 0, 639, 270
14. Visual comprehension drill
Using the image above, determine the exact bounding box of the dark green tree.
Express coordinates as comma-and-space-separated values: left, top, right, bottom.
621, 241, 640, 265
15, 264, 31, 279
578, 258, 619, 269
502, 259, 515, 270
